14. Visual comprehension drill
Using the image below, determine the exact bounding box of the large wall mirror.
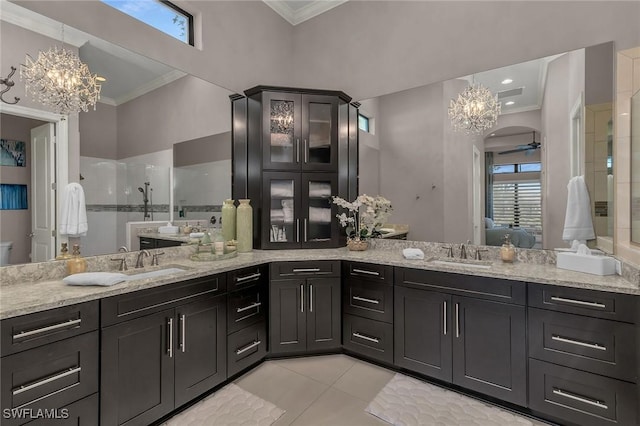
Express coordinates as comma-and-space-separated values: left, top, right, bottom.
632, 89, 640, 244
0, 2, 233, 264
358, 42, 614, 251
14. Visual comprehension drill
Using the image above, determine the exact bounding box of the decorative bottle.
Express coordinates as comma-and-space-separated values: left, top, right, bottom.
222, 199, 236, 242
214, 229, 225, 255
66, 244, 87, 274
56, 242, 71, 260
500, 234, 515, 263
236, 199, 253, 252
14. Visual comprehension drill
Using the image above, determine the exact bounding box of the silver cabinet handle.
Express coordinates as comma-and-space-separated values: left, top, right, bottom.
296, 138, 300, 163
13, 367, 81, 396
13, 318, 81, 341
353, 296, 379, 305
353, 332, 379, 343
304, 139, 309, 163
300, 284, 304, 313
304, 218, 308, 242
293, 268, 321, 273
455, 303, 460, 338
296, 219, 300, 242
443, 301, 447, 335
237, 302, 262, 313
180, 314, 186, 353
352, 268, 380, 276
236, 272, 261, 283
236, 340, 261, 355
167, 318, 173, 358
552, 388, 608, 409
551, 335, 606, 351
310, 284, 313, 313
550, 296, 606, 309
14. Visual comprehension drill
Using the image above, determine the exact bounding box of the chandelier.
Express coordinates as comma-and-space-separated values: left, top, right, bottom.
21, 42, 101, 115
448, 82, 500, 134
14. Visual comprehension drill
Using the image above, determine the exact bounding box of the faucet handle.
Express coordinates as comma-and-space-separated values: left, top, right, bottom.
441, 245, 454, 258
474, 248, 489, 260
151, 251, 165, 266
110, 257, 128, 271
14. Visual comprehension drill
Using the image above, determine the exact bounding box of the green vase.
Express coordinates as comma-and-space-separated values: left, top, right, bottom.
221, 199, 236, 242
236, 199, 253, 252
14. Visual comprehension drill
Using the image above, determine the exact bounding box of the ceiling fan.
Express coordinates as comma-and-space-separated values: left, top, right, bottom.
498, 131, 540, 155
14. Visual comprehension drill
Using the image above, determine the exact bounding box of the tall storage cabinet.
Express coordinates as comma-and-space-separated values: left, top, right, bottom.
231, 86, 359, 249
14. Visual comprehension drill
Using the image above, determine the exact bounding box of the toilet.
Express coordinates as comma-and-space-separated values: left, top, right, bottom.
0, 241, 13, 266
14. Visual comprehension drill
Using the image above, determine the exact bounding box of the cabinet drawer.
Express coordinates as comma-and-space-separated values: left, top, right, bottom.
270, 261, 340, 279
343, 262, 393, 283
529, 359, 637, 426
1, 301, 99, 357
228, 322, 267, 377
343, 279, 393, 323
396, 268, 526, 305
28, 393, 98, 426
228, 285, 267, 334
528, 308, 637, 383
343, 314, 393, 364
101, 274, 226, 326
227, 264, 268, 292
528, 284, 639, 323
1, 332, 98, 426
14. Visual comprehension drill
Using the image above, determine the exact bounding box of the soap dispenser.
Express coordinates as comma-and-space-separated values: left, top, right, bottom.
66, 244, 87, 274
500, 234, 515, 263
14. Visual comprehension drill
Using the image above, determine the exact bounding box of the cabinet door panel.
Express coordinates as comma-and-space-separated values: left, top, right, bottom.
306, 278, 341, 351
101, 310, 174, 426
301, 173, 339, 248
262, 92, 301, 171
228, 322, 267, 377
174, 296, 227, 407
452, 296, 526, 406
262, 172, 301, 249
343, 314, 393, 364
270, 279, 306, 354
301, 94, 338, 171
394, 287, 452, 382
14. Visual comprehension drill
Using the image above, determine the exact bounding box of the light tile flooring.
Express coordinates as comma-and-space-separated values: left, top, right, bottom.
228, 354, 549, 426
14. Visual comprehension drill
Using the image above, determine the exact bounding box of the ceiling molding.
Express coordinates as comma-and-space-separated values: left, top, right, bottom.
114, 69, 186, 106
263, 0, 348, 25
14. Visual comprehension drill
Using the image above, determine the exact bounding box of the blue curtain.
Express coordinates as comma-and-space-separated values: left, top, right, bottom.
0, 184, 28, 210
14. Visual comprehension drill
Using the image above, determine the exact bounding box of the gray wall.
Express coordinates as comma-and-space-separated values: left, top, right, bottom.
174, 132, 232, 167
80, 102, 117, 159
358, 98, 381, 197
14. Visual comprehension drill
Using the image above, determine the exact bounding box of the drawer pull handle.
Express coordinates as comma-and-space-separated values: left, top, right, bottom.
552, 388, 608, 410
237, 302, 262, 313
353, 332, 379, 343
310, 284, 313, 313
552, 335, 606, 351
236, 273, 261, 283
455, 303, 460, 338
180, 314, 186, 353
550, 296, 606, 309
13, 367, 81, 396
352, 268, 380, 276
301, 284, 304, 313
443, 301, 447, 335
13, 318, 82, 341
236, 340, 261, 355
353, 296, 380, 305
292, 268, 321, 273
167, 318, 173, 358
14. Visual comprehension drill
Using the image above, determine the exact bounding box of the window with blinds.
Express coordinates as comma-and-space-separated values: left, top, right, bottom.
492, 181, 542, 231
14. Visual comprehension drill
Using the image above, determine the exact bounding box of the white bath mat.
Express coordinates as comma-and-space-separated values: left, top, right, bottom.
163, 383, 285, 426
365, 373, 535, 426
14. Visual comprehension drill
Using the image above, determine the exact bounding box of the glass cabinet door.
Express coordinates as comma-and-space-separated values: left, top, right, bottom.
302, 173, 339, 248
302, 95, 338, 171
262, 172, 301, 249
263, 92, 301, 170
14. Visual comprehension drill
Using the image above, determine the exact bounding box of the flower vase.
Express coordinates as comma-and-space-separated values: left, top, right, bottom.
347, 238, 369, 251
236, 199, 253, 252
221, 199, 236, 242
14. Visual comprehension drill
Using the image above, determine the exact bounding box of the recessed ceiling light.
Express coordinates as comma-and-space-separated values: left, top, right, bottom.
501, 78, 513, 85
490, 133, 496, 136
621, 112, 629, 116
505, 101, 515, 106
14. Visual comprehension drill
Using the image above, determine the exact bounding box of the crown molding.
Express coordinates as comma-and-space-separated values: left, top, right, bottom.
263, 0, 347, 26
114, 69, 186, 105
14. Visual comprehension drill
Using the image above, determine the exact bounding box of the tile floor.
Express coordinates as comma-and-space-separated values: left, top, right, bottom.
229, 354, 549, 426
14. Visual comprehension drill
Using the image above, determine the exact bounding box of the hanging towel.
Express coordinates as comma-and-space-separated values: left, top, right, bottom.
59, 183, 88, 237
562, 176, 595, 243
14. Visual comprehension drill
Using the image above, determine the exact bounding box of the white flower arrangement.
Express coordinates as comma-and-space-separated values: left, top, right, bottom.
332, 195, 393, 240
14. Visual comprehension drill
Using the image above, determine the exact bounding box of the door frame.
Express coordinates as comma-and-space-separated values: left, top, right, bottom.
0, 103, 69, 257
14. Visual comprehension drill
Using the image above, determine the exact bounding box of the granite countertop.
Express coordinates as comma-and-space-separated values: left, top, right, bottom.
1, 242, 638, 320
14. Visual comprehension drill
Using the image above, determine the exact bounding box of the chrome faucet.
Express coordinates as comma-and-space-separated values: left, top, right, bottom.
441, 245, 454, 258
151, 251, 164, 266
135, 250, 150, 268
459, 244, 467, 259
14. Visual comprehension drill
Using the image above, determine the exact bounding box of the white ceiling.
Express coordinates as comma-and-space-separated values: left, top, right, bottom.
263, 0, 347, 25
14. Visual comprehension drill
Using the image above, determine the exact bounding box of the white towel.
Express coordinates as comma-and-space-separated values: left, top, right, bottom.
59, 183, 88, 237
562, 176, 595, 243
402, 248, 425, 260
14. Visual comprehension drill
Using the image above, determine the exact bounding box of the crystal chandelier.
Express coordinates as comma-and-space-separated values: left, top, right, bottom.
448, 82, 501, 134
21, 40, 101, 115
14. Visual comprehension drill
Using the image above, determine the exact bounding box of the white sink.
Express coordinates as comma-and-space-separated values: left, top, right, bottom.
125, 267, 187, 280
429, 259, 492, 270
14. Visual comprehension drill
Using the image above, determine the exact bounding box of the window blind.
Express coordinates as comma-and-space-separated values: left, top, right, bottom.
492, 181, 542, 231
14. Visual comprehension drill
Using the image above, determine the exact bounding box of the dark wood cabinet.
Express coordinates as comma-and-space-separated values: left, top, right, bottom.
343, 314, 393, 364
231, 86, 358, 249
138, 237, 182, 249
393, 268, 527, 407
270, 262, 341, 355
28, 393, 99, 426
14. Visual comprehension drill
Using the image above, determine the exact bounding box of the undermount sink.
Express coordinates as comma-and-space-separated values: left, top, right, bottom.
428, 258, 493, 270
124, 266, 188, 280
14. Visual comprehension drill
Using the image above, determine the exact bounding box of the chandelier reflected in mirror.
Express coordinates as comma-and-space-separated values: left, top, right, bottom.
448, 82, 500, 134
21, 34, 101, 115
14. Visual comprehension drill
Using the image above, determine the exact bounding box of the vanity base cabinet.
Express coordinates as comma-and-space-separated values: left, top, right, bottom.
27, 393, 98, 426
343, 314, 393, 364
270, 278, 307, 354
